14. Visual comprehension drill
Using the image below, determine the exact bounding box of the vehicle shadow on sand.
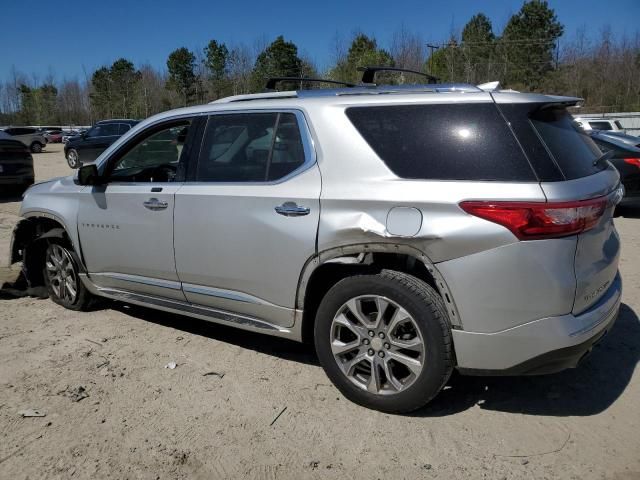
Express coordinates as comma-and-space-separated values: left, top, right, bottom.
115, 300, 639, 418
417, 303, 640, 418
112, 302, 320, 366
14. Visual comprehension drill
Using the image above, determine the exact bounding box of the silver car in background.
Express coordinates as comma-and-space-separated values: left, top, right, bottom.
10, 80, 623, 412
1, 127, 47, 153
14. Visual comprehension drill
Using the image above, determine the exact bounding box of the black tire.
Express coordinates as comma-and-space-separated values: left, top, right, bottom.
66, 148, 79, 168
30, 142, 43, 153
42, 241, 94, 311
314, 270, 453, 413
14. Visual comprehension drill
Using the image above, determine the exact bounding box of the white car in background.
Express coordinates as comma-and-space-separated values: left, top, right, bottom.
575, 116, 625, 132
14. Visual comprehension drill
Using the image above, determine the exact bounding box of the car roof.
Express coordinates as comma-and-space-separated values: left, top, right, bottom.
122, 82, 582, 135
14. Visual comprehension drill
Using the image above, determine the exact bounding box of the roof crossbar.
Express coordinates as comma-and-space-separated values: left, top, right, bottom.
265, 77, 357, 91
357, 66, 439, 85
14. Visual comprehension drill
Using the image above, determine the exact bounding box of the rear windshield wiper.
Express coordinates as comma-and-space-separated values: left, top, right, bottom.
593, 150, 615, 169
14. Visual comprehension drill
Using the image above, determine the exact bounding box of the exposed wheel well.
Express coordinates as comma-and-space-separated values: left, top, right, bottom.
300, 252, 442, 344
11, 217, 72, 288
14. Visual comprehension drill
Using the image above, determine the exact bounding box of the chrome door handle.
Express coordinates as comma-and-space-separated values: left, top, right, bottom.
275, 202, 310, 217
143, 198, 168, 211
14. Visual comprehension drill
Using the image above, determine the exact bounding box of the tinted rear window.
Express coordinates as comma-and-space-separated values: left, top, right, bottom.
346, 103, 536, 181
530, 108, 603, 180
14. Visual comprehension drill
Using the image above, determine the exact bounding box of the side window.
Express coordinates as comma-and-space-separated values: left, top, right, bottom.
86, 125, 101, 137
87, 123, 118, 137
107, 120, 191, 183
196, 112, 306, 182
268, 114, 306, 181
118, 123, 131, 134
102, 123, 120, 136
588, 121, 612, 131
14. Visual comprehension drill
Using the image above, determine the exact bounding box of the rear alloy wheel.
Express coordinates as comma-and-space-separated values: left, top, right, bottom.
30, 142, 43, 153
330, 295, 425, 395
66, 149, 79, 168
43, 242, 93, 310
314, 270, 453, 413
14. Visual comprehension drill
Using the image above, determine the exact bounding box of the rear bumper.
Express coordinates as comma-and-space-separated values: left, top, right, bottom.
453, 272, 621, 375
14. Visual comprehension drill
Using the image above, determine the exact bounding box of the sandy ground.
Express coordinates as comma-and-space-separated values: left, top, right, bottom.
0, 144, 639, 480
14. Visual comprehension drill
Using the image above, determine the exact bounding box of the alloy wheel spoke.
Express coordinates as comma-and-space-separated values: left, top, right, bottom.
381, 358, 404, 392
59, 278, 66, 300
367, 357, 382, 393
345, 298, 372, 328
342, 352, 367, 376
389, 336, 423, 352
373, 297, 388, 330
331, 338, 361, 356
333, 313, 367, 339
65, 280, 77, 300
386, 350, 423, 375
385, 306, 411, 335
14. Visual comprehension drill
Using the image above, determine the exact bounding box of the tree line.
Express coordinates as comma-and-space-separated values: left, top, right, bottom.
1, 0, 638, 127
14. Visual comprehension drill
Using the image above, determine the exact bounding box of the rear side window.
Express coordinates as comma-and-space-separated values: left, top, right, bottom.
530, 108, 603, 180
346, 103, 536, 181
118, 123, 131, 134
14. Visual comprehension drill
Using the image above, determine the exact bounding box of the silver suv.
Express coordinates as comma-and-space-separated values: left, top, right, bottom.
10, 79, 623, 413
1, 127, 47, 153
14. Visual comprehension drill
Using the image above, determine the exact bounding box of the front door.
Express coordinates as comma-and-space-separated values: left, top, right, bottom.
78, 118, 195, 300
174, 111, 320, 327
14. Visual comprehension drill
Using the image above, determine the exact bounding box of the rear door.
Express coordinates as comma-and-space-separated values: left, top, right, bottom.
498, 100, 621, 314
173, 110, 320, 328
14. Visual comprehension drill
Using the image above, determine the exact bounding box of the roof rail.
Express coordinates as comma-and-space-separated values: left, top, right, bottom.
265, 77, 357, 91
357, 66, 439, 85
211, 91, 298, 104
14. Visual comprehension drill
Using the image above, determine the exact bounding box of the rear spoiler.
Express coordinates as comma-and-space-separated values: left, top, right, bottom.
491, 91, 583, 109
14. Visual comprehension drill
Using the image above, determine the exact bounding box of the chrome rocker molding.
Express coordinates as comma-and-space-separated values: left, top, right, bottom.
79, 274, 303, 341
91, 272, 182, 290
182, 282, 284, 306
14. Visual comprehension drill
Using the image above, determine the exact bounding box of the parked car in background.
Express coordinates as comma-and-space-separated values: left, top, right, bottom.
574, 116, 624, 132
0, 131, 34, 194
43, 129, 64, 143
0, 127, 47, 153
589, 130, 640, 201
62, 130, 85, 144
64, 120, 138, 168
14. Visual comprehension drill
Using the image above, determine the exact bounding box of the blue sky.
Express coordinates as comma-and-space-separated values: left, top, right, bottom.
1, 0, 638, 82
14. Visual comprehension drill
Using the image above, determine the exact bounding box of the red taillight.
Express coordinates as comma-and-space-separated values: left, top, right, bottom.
623, 158, 640, 168
460, 197, 608, 240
